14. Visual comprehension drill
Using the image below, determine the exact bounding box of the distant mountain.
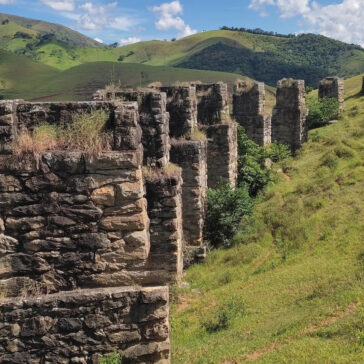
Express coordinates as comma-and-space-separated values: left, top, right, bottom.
0, 13, 102, 48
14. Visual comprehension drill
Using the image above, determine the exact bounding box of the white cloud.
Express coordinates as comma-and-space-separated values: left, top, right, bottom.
94, 37, 104, 43
119, 37, 141, 46
0, 0, 15, 4
249, 0, 364, 46
41, 0, 75, 12
151, 1, 197, 39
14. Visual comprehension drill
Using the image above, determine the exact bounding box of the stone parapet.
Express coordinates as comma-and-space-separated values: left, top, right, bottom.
0, 286, 170, 363
160, 86, 198, 138
196, 83, 229, 125
271, 78, 308, 152
201, 122, 238, 188
170, 140, 207, 248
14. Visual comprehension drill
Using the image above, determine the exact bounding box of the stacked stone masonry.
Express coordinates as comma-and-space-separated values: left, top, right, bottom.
318, 77, 345, 115
0, 100, 176, 362
271, 78, 308, 152
233, 81, 271, 146
195, 83, 229, 125
159, 86, 197, 139
170, 140, 208, 248
201, 122, 238, 188
0, 286, 170, 363
94, 90, 170, 168
145, 174, 184, 285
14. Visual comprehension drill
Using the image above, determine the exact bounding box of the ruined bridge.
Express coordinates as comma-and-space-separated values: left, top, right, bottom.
0, 77, 343, 363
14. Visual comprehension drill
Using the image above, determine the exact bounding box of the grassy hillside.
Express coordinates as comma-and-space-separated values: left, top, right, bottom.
1, 61, 247, 101
171, 74, 364, 363
0, 49, 59, 92
1, 14, 363, 87
0, 13, 102, 47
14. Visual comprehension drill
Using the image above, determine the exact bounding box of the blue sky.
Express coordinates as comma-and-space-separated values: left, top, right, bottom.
0, 0, 363, 46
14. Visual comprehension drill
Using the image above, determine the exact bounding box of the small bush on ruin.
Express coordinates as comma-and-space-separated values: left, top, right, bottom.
190, 127, 207, 141
143, 163, 181, 182
307, 96, 340, 129
59, 110, 111, 154
204, 182, 253, 248
13, 110, 111, 157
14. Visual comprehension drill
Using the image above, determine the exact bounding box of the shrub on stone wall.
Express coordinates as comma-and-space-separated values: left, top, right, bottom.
204, 182, 253, 248
13, 110, 111, 156
307, 96, 340, 129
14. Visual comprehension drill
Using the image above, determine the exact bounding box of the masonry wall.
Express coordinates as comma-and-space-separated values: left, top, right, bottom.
196, 83, 229, 125
201, 122, 238, 188
144, 173, 184, 285
318, 76, 345, 115
170, 140, 207, 249
233, 81, 271, 145
160, 86, 197, 138
96, 90, 170, 168
0, 286, 170, 363
271, 78, 308, 152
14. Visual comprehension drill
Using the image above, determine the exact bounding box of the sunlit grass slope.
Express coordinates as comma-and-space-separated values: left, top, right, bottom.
2, 61, 246, 101
171, 75, 364, 363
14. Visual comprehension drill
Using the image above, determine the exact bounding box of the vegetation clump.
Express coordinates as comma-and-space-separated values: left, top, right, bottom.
13, 110, 111, 157
307, 96, 340, 128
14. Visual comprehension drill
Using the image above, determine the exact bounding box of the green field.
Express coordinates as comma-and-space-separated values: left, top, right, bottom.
171, 74, 364, 363
1, 13, 363, 87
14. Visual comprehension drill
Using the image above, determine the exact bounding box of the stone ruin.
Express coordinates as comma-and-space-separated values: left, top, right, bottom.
233, 80, 271, 146
361, 76, 364, 95
0, 76, 344, 362
319, 76, 345, 116
271, 78, 308, 152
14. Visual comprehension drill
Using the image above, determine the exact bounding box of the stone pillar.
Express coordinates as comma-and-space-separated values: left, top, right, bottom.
0, 286, 170, 363
0, 100, 20, 155
170, 140, 208, 248
271, 78, 308, 152
361, 76, 364, 95
145, 172, 184, 284
102, 90, 170, 168
160, 85, 198, 138
233, 81, 271, 145
319, 76, 345, 115
201, 122, 238, 188
196, 83, 229, 124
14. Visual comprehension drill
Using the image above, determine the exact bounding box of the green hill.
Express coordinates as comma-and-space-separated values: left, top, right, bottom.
171, 74, 364, 363
1, 14, 363, 87
0, 13, 102, 47
1, 60, 247, 101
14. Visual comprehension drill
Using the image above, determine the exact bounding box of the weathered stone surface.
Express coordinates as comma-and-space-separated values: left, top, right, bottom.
170, 140, 207, 248
201, 122, 238, 188
271, 78, 308, 152
0, 286, 170, 363
319, 76, 345, 115
160, 85, 198, 138
233, 80, 271, 145
91, 185, 115, 207
196, 83, 229, 124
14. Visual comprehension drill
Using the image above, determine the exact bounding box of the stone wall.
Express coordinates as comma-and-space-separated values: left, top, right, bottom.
144, 173, 183, 285
0, 151, 151, 297
170, 140, 207, 248
271, 78, 308, 152
201, 122, 238, 188
196, 83, 229, 125
160, 86, 197, 138
233, 81, 271, 145
94, 90, 170, 168
318, 76, 345, 115
0, 100, 19, 155
0, 286, 170, 363
361, 76, 364, 95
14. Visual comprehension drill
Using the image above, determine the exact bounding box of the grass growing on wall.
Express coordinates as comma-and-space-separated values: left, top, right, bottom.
171, 75, 364, 363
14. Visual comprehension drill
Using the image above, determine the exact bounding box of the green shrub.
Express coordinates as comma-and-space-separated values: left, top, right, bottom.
263, 142, 291, 162
204, 182, 253, 248
201, 295, 245, 333
307, 96, 340, 129
99, 352, 122, 364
